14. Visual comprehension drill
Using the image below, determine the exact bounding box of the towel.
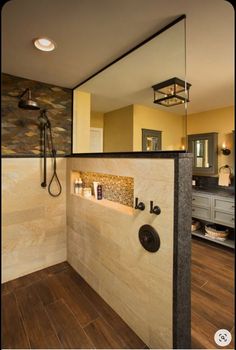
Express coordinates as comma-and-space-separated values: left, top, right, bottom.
218, 171, 231, 187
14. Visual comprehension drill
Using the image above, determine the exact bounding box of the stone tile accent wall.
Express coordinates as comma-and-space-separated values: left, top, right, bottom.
1, 73, 72, 156
72, 171, 134, 207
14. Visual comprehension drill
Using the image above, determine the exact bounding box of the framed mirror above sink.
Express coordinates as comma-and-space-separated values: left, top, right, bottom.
188, 132, 218, 175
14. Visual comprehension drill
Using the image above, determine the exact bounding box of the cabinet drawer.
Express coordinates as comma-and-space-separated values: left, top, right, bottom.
212, 197, 234, 213
192, 206, 211, 220
192, 194, 211, 207
212, 210, 235, 227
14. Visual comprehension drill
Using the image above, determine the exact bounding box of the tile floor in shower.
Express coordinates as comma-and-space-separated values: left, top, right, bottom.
2, 262, 146, 349
2, 239, 235, 349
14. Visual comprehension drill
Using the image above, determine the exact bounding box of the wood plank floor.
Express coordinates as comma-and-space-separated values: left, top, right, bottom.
1, 262, 146, 349
2, 239, 234, 349
191, 238, 234, 349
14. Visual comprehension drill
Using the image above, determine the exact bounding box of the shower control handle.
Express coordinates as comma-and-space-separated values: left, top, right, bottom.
135, 197, 145, 211
150, 201, 161, 215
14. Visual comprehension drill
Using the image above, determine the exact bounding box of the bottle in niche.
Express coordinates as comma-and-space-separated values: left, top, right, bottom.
74, 179, 80, 194
83, 187, 92, 197
78, 178, 83, 194
93, 181, 99, 199
97, 184, 103, 200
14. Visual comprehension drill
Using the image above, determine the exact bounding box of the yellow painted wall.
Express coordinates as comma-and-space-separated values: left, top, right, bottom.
103, 105, 133, 152
73, 90, 91, 153
133, 104, 185, 151
91, 111, 104, 128
187, 106, 234, 173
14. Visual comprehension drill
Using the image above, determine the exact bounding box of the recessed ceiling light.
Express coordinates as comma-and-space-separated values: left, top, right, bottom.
34, 37, 56, 52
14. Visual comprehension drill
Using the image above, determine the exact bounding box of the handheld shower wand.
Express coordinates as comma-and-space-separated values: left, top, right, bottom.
39, 109, 62, 197
18, 89, 62, 197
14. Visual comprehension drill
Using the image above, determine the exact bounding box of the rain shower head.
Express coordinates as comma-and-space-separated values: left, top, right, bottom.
18, 88, 40, 110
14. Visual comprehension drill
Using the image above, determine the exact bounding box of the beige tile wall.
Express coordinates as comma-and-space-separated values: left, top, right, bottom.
67, 157, 175, 349
2, 158, 67, 282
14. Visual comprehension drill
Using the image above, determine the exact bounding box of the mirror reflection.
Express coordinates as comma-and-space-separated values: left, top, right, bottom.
142, 129, 162, 151
194, 140, 209, 168
188, 132, 219, 176
73, 18, 187, 153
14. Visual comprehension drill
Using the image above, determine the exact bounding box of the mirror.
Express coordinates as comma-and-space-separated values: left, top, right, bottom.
188, 133, 218, 175
187, 108, 234, 176
194, 140, 209, 168
72, 17, 187, 153
142, 129, 162, 151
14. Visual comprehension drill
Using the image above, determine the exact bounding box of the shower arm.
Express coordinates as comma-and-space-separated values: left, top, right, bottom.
19, 88, 30, 99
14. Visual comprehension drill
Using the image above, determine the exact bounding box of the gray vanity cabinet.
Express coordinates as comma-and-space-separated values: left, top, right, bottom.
192, 191, 235, 248
192, 193, 211, 221
192, 192, 235, 228
212, 197, 235, 227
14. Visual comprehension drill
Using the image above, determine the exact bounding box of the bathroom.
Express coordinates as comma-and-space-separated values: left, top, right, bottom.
1, 1, 234, 349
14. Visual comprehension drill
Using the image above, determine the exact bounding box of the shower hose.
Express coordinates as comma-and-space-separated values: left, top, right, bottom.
41, 112, 62, 197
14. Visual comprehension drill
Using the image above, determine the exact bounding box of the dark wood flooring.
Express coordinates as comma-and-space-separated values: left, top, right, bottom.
191, 238, 234, 349
1, 262, 146, 349
2, 239, 234, 349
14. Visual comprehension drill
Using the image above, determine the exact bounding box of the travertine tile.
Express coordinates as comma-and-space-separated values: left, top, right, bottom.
2, 158, 67, 283
70, 157, 174, 181
3, 155, 177, 348
66, 157, 174, 349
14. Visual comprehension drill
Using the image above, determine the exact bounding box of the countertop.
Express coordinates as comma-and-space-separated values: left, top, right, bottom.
192, 186, 234, 198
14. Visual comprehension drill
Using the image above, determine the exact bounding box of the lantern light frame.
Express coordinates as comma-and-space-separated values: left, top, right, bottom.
152, 77, 191, 107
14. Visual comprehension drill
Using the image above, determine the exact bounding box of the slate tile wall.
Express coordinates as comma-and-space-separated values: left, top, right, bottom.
1, 73, 72, 156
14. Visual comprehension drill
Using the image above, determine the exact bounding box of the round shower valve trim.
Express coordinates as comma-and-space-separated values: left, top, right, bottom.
138, 224, 160, 252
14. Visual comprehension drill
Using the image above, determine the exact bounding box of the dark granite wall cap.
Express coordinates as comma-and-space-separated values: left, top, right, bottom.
69, 151, 193, 159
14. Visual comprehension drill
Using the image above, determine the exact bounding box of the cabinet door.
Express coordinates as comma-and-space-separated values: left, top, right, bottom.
192, 194, 211, 207
212, 197, 234, 213
212, 210, 234, 228
192, 206, 211, 220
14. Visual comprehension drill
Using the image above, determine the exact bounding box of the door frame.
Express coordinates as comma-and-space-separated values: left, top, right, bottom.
90, 127, 103, 152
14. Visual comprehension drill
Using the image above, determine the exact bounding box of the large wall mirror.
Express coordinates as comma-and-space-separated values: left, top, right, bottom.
72, 16, 187, 153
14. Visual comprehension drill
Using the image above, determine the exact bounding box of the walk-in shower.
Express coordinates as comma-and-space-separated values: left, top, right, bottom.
18, 88, 62, 197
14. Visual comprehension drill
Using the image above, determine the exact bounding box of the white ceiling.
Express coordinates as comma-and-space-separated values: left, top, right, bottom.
2, 0, 234, 114
77, 20, 186, 114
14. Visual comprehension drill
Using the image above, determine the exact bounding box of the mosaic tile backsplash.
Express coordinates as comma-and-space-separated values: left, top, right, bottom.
72, 171, 134, 207
1, 73, 72, 156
